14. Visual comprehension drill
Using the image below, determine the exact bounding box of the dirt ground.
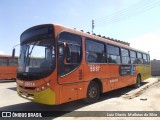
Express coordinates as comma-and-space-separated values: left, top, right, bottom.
55, 77, 160, 120
0, 77, 160, 120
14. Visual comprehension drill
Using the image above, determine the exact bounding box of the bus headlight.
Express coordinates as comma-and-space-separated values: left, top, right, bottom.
47, 83, 50, 86
42, 86, 45, 90
36, 88, 40, 91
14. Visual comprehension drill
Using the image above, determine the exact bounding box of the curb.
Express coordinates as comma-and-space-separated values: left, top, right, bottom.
122, 77, 160, 99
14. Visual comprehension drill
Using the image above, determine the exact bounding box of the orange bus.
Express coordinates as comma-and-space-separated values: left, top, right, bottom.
16, 24, 151, 105
0, 55, 18, 80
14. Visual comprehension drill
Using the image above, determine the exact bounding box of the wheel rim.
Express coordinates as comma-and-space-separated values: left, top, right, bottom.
88, 84, 98, 98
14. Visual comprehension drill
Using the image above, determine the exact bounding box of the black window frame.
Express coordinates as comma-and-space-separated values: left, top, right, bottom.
147, 54, 150, 65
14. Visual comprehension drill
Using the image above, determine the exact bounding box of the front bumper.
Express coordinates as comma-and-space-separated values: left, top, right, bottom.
17, 88, 56, 105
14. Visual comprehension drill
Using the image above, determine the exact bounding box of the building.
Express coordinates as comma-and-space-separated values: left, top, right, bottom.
151, 59, 160, 76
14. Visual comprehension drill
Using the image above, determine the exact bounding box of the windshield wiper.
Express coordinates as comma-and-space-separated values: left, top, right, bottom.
29, 41, 38, 56
24, 41, 38, 68
27, 41, 38, 66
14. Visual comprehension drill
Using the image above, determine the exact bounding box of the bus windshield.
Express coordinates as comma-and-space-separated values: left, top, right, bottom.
17, 38, 55, 80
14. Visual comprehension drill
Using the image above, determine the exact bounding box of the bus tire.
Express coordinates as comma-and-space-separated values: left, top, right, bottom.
134, 75, 141, 88
84, 81, 100, 104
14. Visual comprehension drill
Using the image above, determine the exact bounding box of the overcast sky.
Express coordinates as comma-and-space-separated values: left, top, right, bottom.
0, 0, 160, 60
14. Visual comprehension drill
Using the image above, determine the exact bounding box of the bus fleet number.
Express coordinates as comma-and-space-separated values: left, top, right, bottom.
89, 65, 100, 72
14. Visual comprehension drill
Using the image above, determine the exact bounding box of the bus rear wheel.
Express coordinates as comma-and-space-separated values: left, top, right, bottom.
134, 75, 141, 88
84, 81, 100, 104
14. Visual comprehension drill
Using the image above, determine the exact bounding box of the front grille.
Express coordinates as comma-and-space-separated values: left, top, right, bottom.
19, 85, 36, 91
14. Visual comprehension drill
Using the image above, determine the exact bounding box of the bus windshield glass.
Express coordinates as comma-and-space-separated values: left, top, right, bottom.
18, 38, 55, 76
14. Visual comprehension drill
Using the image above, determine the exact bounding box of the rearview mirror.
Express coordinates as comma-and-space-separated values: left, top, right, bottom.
12, 44, 20, 57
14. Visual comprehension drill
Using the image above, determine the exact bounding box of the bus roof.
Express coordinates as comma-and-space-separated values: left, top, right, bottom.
53, 24, 149, 55
0, 54, 12, 57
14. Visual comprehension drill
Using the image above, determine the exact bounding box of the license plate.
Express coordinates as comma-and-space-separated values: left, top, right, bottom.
22, 92, 28, 96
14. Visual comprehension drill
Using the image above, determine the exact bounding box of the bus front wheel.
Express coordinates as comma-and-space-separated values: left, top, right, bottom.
84, 81, 100, 104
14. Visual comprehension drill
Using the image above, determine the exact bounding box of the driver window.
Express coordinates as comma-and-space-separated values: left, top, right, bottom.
58, 32, 82, 76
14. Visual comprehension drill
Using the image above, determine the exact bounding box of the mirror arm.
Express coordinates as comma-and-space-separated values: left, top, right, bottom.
12, 44, 20, 57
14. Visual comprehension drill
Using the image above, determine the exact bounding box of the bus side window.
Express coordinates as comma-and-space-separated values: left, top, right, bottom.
143, 54, 147, 64
107, 45, 121, 64
137, 52, 143, 64
130, 50, 137, 64
86, 39, 105, 63
121, 48, 130, 64
0, 57, 8, 66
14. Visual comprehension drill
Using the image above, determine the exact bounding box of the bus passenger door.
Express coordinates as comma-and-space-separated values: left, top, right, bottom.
57, 32, 83, 103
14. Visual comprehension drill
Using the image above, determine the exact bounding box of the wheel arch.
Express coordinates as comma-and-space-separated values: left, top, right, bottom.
84, 78, 102, 103
91, 78, 103, 93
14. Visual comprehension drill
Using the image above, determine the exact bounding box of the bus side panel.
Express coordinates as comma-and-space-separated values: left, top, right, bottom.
60, 84, 78, 104
145, 65, 151, 79
118, 75, 135, 87
59, 82, 85, 104
137, 65, 151, 81
0, 66, 17, 80
84, 64, 111, 93
108, 64, 137, 90
109, 64, 125, 90
58, 66, 83, 84
110, 64, 119, 78
102, 79, 114, 92
98, 64, 110, 79
77, 82, 85, 99
100, 64, 116, 92
83, 64, 110, 82
114, 76, 125, 89
101, 64, 135, 93
83, 81, 91, 98
102, 76, 136, 93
